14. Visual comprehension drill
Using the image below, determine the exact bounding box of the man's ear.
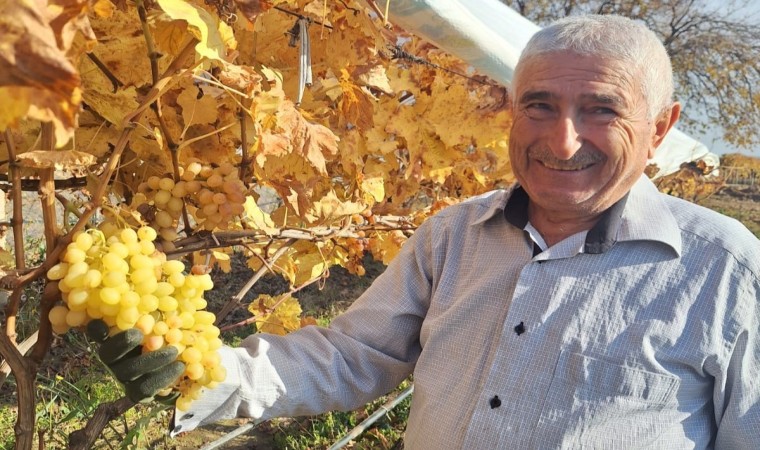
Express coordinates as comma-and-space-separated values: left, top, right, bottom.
649, 102, 681, 159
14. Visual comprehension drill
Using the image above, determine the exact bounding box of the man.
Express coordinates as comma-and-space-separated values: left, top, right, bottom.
103, 14, 760, 448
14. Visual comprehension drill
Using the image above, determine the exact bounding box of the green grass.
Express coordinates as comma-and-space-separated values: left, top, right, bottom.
269, 378, 412, 450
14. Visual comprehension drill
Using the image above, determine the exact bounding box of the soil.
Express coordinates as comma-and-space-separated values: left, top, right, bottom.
697, 185, 760, 236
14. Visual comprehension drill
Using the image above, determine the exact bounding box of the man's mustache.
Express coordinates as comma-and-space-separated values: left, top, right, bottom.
527, 146, 605, 169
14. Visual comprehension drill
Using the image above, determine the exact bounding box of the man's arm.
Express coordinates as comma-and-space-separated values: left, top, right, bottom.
172, 219, 437, 434
714, 276, 760, 448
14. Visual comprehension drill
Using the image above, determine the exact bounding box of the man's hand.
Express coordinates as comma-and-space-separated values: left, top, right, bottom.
87, 319, 185, 403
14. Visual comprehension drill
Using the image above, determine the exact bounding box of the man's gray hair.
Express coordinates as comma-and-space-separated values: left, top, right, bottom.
512, 15, 674, 119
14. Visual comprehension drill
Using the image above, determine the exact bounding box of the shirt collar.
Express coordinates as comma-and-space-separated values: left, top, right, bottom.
471, 175, 681, 256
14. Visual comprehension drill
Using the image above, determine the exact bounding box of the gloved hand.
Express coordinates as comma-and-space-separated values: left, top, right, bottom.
87, 319, 185, 403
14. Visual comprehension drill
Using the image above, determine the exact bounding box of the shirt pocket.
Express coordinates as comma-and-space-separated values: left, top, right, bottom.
533, 351, 680, 449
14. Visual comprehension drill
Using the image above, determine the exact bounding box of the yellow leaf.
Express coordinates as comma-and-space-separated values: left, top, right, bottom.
249, 293, 303, 336
151, 18, 189, 56
354, 64, 394, 96
0, 0, 82, 147
82, 85, 140, 127
156, 0, 228, 62
369, 231, 407, 265
0, 88, 32, 132
360, 175, 385, 203
177, 85, 219, 126
93, 0, 115, 18
243, 196, 278, 233
306, 190, 366, 224
212, 250, 231, 273
218, 19, 237, 51
339, 69, 374, 131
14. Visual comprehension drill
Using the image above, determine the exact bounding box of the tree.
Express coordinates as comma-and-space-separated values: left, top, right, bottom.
0, 0, 511, 448
501, 0, 760, 150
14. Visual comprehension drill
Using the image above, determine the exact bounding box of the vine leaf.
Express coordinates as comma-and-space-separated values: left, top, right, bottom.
16, 150, 97, 171
260, 100, 340, 176
0, 0, 84, 148
359, 174, 385, 203
156, 0, 233, 62
249, 293, 302, 336
243, 197, 278, 234
232, 0, 276, 24
177, 84, 218, 127
339, 69, 375, 131
354, 64, 394, 96
305, 190, 366, 224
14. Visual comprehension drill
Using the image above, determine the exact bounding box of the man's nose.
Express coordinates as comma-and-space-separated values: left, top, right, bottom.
547, 115, 582, 160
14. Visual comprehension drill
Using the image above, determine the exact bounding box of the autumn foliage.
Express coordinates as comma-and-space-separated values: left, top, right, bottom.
0, 0, 512, 447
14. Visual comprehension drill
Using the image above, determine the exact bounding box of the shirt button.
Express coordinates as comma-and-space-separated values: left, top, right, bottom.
514, 321, 525, 335
183, 413, 195, 419
489, 395, 502, 409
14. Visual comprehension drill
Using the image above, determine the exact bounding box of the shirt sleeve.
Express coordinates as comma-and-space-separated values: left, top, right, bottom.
714, 276, 760, 448
172, 220, 437, 435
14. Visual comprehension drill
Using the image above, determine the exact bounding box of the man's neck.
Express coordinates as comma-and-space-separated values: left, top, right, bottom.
528, 203, 604, 247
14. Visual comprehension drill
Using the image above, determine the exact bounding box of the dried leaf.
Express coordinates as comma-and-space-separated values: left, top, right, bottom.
16, 150, 96, 170
354, 64, 393, 96
177, 85, 218, 126
233, 0, 274, 23
157, 0, 229, 62
0, 0, 82, 146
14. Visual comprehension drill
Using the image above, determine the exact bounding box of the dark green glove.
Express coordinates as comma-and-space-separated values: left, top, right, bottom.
87, 319, 185, 403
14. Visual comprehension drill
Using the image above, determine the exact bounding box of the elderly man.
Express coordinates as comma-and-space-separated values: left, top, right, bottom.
100, 14, 760, 449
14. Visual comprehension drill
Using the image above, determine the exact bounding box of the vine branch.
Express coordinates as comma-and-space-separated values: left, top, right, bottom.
215, 238, 297, 323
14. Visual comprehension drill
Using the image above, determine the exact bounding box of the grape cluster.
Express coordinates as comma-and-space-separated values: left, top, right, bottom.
47, 226, 226, 409
185, 161, 246, 231
342, 237, 368, 276
135, 173, 201, 251
134, 161, 247, 250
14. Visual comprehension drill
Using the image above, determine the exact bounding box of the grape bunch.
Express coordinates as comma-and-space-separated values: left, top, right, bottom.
183, 160, 247, 231
134, 161, 247, 250
135, 173, 202, 251
341, 237, 368, 276
47, 226, 226, 409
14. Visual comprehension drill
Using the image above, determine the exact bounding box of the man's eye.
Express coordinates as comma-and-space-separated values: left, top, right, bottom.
526, 102, 552, 110
589, 107, 617, 115
522, 103, 554, 119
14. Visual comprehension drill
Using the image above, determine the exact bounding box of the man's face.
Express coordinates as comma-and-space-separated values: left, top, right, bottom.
509, 52, 663, 219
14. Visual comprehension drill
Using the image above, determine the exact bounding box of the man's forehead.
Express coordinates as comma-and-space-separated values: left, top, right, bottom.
512, 55, 640, 104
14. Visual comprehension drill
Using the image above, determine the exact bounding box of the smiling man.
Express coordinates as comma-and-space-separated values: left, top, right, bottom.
95, 14, 760, 449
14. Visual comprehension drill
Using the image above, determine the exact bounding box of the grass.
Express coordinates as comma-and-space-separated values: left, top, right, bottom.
269, 378, 412, 450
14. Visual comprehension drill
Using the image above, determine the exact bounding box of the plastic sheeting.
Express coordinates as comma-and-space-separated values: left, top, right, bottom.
376, 0, 718, 178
